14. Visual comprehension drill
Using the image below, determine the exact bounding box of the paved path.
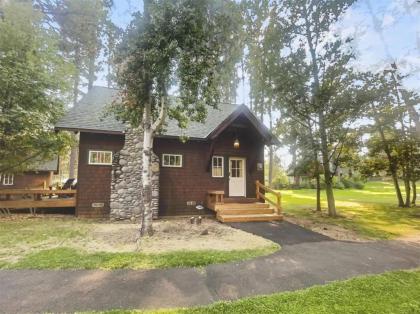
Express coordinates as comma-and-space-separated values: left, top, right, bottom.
1, 222, 420, 313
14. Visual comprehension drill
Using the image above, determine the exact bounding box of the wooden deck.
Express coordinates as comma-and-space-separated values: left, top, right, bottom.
0, 189, 76, 214
206, 182, 283, 223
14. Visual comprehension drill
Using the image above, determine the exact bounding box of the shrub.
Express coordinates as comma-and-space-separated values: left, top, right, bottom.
334, 181, 345, 189
341, 177, 365, 189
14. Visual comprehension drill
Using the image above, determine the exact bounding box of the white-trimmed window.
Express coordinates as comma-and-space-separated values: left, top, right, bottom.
162, 154, 182, 167
212, 156, 224, 177
2, 173, 14, 185
89, 150, 113, 165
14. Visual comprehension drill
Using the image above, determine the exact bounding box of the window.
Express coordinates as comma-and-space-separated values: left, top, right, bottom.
162, 154, 182, 167
2, 174, 14, 185
212, 156, 224, 177
89, 150, 113, 165
230, 159, 243, 178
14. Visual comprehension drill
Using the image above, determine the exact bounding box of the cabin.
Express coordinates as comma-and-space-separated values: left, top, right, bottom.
55, 86, 282, 222
0, 159, 58, 190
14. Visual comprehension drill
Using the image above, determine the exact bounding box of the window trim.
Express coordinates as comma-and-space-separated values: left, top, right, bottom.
212, 155, 224, 178
88, 150, 113, 166
162, 154, 183, 168
2, 173, 14, 186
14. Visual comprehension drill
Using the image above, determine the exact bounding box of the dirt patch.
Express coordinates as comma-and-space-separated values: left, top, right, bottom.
396, 234, 420, 245
0, 217, 276, 263
139, 219, 276, 253
285, 215, 371, 242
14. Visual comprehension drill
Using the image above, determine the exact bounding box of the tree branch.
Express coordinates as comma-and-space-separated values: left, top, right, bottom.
151, 96, 167, 133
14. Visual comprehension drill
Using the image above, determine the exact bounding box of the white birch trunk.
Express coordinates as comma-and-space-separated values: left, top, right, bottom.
140, 102, 154, 236
140, 98, 167, 237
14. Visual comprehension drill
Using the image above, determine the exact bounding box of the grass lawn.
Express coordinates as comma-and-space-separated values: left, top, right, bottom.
85, 269, 420, 313
0, 218, 278, 270
272, 181, 420, 239
4, 246, 278, 270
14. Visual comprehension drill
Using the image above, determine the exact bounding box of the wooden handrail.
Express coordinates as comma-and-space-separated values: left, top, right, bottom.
0, 189, 76, 195
256, 180, 281, 215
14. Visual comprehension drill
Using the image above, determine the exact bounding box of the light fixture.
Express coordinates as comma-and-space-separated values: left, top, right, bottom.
233, 138, 240, 149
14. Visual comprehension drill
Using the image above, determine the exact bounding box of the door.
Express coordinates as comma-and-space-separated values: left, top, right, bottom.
229, 157, 246, 197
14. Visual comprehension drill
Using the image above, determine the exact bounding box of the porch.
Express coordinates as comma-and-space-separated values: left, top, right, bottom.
206, 181, 283, 222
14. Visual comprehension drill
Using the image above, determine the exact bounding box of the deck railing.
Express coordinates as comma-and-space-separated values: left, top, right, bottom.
255, 180, 281, 215
0, 189, 77, 215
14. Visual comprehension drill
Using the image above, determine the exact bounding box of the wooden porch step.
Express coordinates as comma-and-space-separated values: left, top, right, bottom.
224, 197, 258, 203
218, 207, 275, 215
215, 202, 270, 210
217, 213, 283, 223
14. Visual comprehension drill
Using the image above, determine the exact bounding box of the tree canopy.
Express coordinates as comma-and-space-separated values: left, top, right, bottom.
0, 1, 73, 174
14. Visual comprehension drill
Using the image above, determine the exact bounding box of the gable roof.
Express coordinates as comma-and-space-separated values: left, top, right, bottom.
56, 86, 279, 144
34, 158, 59, 172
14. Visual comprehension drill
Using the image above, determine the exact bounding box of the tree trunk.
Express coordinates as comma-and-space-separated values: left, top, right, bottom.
315, 162, 321, 212
268, 146, 274, 187
390, 170, 405, 207
268, 104, 274, 187
403, 174, 411, 207
88, 53, 95, 91
375, 118, 405, 207
411, 180, 417, 206
69, 47, 81, 179
68, 142, 78, 179
290, 143, 298, 185
319, 113, 336, 217
140, 102, 154, 237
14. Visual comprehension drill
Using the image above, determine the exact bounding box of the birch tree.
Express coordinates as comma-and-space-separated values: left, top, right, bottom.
114, 0, 241, 236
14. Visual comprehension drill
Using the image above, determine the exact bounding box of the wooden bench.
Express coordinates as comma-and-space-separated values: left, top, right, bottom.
206, 190, 225, 211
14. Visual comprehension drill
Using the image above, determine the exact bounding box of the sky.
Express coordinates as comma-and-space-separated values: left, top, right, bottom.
99, 0, 420, 169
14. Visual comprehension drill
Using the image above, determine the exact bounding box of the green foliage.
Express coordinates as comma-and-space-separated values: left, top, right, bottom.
342, 177, 365, 190
36, 0, 113, 94
0, 1, 74, 173
3, 245, 279, 270
114, 0, 242, 128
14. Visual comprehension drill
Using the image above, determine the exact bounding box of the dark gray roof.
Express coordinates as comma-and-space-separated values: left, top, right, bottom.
33, 158, 58, 172
56, 86, 239, 139
55, 87, 125, 133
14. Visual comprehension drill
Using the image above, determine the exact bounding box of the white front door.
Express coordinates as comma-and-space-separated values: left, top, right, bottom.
229, 157, 246, 197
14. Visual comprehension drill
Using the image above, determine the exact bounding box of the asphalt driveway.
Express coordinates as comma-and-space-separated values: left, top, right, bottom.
1, 221, 419, 313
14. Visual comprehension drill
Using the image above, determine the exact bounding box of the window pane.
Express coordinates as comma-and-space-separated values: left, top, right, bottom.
91, 152, 98, 163
104, 152, 112, 164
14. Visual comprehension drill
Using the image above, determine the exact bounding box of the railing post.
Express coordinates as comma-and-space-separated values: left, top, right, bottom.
276, 193, 281, 215
256, 180, 260, 200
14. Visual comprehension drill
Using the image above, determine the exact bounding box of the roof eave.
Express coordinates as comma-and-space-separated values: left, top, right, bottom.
206, 105, 280, 145
55, 126, 125, 135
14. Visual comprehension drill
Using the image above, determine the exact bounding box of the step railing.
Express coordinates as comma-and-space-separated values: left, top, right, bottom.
255, 180, 281, 215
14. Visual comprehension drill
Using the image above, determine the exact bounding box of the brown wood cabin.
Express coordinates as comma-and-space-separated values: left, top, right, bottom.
0, 159, 58, 190
56, 86, 281, 222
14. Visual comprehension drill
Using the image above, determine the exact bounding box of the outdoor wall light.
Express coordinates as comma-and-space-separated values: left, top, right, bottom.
233, 138, 240, 149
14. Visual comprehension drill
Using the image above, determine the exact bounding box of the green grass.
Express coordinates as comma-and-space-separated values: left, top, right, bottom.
270, 181, 420, 239
0, 217, 279, 269
83, 269, 420, 314
2, 245, 279, 270
0, 217, 91, 262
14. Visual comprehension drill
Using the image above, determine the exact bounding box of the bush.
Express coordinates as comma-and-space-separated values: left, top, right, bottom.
353, 181, 365, 190
341, 177, 365, 190
334, 181, 345, 189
